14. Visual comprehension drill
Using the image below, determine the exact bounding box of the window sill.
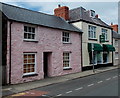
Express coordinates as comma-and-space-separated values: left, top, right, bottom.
88, 38, 97, 41
63, 67, 72, 70
105, 40, 109, 42
63, 42, 72, 44
22, 73, 38, 78
23, 39, 38, 43
102, 62, 109, 64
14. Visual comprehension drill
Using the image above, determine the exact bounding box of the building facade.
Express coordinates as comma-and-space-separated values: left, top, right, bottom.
2, 3, 82, 85
53, 6, 116, 70
111, 24, 120, 66
69, 7, 115, 70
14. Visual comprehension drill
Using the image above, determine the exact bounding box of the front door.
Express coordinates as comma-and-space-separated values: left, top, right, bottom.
43, 52, 52, 78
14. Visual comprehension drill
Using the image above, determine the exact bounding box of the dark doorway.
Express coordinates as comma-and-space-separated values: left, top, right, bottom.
43, 52, 51, 78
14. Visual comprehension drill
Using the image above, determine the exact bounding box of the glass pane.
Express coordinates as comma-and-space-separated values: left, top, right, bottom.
28, 54, 32, 58
32, 34, 35, 39
24, 33, 27, 39
28, 27, 31, 32
31, 59, 35, 63
28, 34, 31, 39
28, 59, 32, 63
28, 69, 31, 72
24, 69, 27, 73
24, 59, 27, 63
24, 26, 27, 32
24, 64, 27, 69
24, 54, 27, 59
32, 28, 35, 33
31, 68, 35, 72
31, 54, 35, 58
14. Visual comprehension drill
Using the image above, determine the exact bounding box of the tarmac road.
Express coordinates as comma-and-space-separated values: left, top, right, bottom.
34, 68, 119, 97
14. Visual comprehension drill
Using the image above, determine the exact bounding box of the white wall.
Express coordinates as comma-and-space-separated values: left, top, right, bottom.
73, 21, 113, 67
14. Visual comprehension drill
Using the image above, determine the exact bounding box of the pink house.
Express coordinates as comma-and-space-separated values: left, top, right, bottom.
2, 3, 82, 85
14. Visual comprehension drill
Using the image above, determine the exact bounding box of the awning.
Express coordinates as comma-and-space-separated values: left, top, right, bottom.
88, 43, 103, 52
103, 44, 115, 52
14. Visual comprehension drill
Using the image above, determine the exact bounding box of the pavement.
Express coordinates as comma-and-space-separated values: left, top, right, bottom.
2, 65, 119, 97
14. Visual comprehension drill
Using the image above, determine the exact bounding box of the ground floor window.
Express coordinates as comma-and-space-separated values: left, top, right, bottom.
115, 52, 119, 59
23, 53, 36, 75
89, 51, 102, 64
89, 51, 97, 65
103, 52, 109, 63
63, 52, 70, 69
97, 52, 102, 64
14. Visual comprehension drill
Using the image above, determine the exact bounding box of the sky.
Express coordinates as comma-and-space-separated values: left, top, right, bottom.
2, 1, 118, 25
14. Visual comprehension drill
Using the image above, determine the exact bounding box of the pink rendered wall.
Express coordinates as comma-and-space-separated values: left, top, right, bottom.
7, 21, 82, 84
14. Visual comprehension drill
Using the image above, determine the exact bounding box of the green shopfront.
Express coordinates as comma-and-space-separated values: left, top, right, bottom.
88, 43, 115, 67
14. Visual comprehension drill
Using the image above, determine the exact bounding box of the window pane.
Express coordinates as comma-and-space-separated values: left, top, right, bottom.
28, 27, 31, 32
32, 28, 35, 33
28, 34, 31, 39
32, 34, 35, 39
24, 26, 27, 32
24, 33, 28, 39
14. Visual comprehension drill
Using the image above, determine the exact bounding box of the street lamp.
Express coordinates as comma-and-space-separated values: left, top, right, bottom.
92, 44, 95, 73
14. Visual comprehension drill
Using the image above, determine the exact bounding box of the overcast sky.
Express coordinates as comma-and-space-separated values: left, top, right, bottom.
2, 2, 118, 25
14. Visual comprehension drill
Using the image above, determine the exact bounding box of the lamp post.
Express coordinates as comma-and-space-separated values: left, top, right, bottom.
92, 44, 95, 73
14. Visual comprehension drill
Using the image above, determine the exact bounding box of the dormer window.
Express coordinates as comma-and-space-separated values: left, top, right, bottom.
90, 10, 95, 18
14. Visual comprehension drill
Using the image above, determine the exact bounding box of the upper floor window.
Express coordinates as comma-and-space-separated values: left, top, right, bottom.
115, 40, 118, 47
102, 28, 107, 40
24, 26, 35, 40
62, 32, 70, 43
90, 10, 95, 18
88, 25, 96, 39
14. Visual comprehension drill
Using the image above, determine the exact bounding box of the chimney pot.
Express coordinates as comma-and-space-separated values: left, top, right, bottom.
58, 4, 61, 8
95, 14, 98, 18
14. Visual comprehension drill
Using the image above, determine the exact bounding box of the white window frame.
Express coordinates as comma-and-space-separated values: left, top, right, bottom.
24, 25, 36, 41
63, 52, 71, 69
23, 53, 37, 76
62, 32, 70, 43
88, 25, 96, 39
102, 28, 108, 41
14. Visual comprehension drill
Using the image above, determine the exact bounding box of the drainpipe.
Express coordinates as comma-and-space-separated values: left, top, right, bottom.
9, 21, 12, 84
81, 33, 83, 71
111, 30, 114, 66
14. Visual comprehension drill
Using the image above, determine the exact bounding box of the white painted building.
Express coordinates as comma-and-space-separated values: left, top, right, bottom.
69, 7, 115, 70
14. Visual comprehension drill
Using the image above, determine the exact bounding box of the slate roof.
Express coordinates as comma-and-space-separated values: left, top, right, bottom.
1, 3, 82, 33
112, 30, 120, 39
69, 7, 111, 29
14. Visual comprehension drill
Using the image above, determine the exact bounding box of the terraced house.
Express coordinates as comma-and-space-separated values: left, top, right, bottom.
54, 5, 115, 70
1, 3, 83, 85
111, 24, 120, 66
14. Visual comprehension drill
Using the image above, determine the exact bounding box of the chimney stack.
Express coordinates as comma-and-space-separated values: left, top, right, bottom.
54, 5, 69, 20
110, 23, 118, 32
